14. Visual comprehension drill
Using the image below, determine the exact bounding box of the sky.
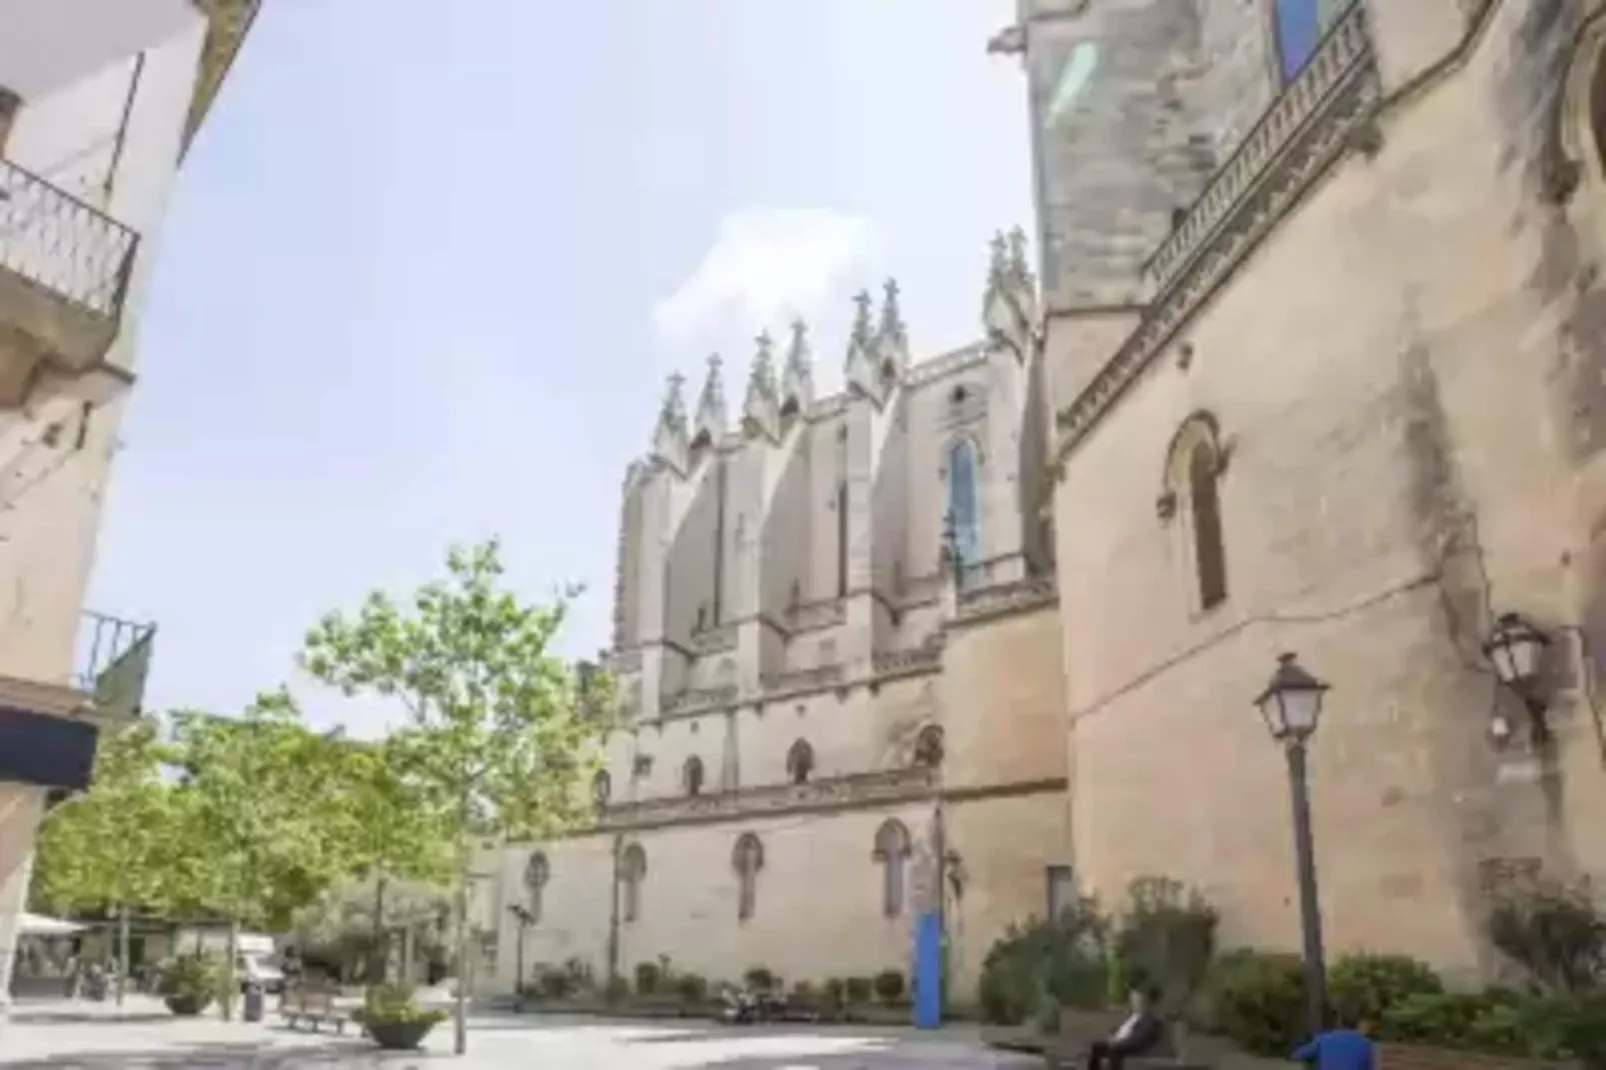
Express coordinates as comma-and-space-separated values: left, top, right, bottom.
85, 0, 1034, 735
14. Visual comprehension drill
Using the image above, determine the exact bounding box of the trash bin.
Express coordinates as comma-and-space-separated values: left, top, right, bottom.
243, 983, 264, 1023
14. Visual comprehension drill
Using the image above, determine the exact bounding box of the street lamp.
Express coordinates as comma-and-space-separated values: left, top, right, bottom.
508, 904, 536, 997
1253, 652, 1331, 1038
1482, 612, 1552, 744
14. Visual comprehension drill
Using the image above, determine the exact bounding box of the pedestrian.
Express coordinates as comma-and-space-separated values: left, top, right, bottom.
1291, 1016, 1377, 1070
1086, 988, 1164, 1070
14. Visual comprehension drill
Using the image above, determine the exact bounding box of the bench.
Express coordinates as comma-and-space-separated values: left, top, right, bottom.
1042, 1009, 1212, 1070
281, 986, 349, 1034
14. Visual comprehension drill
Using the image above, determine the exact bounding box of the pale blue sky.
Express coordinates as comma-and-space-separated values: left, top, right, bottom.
86, 0, 1032, 734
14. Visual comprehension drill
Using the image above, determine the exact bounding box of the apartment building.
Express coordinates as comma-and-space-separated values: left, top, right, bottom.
0, 0, 257, 1014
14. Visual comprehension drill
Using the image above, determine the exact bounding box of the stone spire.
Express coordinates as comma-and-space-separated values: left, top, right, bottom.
845, 288, 889, 407
779, 318, 814, 415
694, 354, 727, 444
874, 277, 909, 372
742, 330, 781, 443
983, 226, 1038, 360
652, 371, 690, 473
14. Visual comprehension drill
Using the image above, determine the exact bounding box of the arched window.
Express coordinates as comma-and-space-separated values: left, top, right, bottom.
913, 725, 945, 769
592, 769, 612, 806
873, 819, 913, 918
525, 851, 551, 924
733, 832, 765, 922
620, 843, 647, 924
1189, 443, 1228, 610
948, 439, 981, 573
786, 739, 815, 785
1163, 413, 1230, 613
683, 755, 705, 796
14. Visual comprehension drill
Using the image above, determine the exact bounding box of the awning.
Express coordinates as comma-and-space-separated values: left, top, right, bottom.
17, 912, 87, 937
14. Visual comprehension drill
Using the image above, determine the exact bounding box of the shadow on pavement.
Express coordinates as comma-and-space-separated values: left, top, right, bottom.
0, 1039, 433, 1069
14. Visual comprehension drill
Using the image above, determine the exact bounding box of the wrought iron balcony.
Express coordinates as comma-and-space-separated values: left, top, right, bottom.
75, 610, 156, 720
0, 154, 138, 407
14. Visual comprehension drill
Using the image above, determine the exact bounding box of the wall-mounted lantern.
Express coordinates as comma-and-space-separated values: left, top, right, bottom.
1482, 612, 1552, 744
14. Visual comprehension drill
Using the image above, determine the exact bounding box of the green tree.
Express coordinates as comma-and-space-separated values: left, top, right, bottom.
30, 718, 178, 1004
299, 539, 612, 1053
322, 734, 453, 982
167, 691, 353, 1019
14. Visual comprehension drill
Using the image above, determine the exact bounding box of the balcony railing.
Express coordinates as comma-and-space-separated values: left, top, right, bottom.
75, 611, 155, 719
0, 157, 137, 318
600, 765, 936, 830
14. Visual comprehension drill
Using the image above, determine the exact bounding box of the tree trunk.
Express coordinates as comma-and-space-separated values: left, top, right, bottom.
401, 924, 414, 985
220, 920, 239, 1021
452, 856, 469, 1055
114, 904, 130, 1008
369, 873, 388, 986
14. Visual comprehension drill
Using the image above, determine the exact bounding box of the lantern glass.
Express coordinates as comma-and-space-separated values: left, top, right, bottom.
1485, 614, 1547, 688
1254, 653, 1329, 743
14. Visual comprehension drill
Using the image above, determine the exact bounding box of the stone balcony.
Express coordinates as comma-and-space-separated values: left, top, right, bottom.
0, 153, 138, 409
599, 765, 937, 831
0, 610, 154, 793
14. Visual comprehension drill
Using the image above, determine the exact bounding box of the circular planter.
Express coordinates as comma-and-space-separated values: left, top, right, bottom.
165, 993, 211, 1017
365, 1018, 439, 1051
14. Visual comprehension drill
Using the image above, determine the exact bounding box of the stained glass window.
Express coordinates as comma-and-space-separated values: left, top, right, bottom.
948, 440, 981, 569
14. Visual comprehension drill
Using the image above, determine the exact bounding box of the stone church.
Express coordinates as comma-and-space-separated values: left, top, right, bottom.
477, 238, 1073, 997
483, 0, 1606, 997
1027, 0, 1606, 985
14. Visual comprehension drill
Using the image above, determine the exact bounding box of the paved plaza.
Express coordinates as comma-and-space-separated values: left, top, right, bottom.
0, 999, 1039, 1069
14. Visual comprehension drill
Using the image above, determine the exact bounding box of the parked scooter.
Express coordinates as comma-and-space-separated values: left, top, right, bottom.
718, 984, 787, 1024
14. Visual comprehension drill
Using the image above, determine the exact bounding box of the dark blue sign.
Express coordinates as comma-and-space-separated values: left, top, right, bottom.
0, 705, 99, 791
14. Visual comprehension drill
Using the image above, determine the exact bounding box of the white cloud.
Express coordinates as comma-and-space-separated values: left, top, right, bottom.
653, 208, 879, 379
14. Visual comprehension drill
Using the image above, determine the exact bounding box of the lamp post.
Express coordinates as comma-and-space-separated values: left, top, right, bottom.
1482, 612, 1552, 744
507, 905, 534, 996
1253, 651, 1331, 1039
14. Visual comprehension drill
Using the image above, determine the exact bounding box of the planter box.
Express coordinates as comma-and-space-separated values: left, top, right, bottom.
365, 1019, 438, 1051
164, 994, 210, 1017
1378, 1044, 1575, 1070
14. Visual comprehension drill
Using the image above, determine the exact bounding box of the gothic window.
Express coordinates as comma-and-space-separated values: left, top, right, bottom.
1046, 864, 1076, 923
873, 819, 913, 918
620, 843, 647, 923
786, 738, 815, 785
1189, 443, 1228, 610
733, 832, 764, 922
1164, 413, 1230, 614
525, 852, 551, 924
592, 769, 612, 806
1272, 0, 1344, 81
913, 725, 945, 769
683, 755, 705, 796
948, 439, 981, 570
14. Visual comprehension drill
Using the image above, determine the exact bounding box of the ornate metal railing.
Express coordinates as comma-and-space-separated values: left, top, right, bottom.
75, 610, 155, 718
0, 157, 137, 317
786, 598, 846, 634
600, 765, 935, 829
761, 663, 844, 695
1142, 2, 1372, 292
1057, 1, 1379, 451
956, 575, 1058, 621
662, 683, 737, 715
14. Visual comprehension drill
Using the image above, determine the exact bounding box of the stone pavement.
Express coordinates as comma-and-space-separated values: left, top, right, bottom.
0, 999, 1042, 1068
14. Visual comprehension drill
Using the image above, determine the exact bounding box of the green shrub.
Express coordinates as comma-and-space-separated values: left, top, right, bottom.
539, 967, 575, 999
873, 970, 906, 1005
634, 960, 662, 995
358, 982, 447, 1027
675, 973, 708, 1006
1110, 876, 1217, 1017
823, 977, 847, 1009
789, 980, 818, 1008
977, 904, 1112, 1026
159, 952, 224, 1004
845, 976, 874, 1005
743, 966, 776, 992
603, 975, 630, 1003
1486, 881, 1606, 995
1327, 952, 1442, 1029
1378, 990, 1519, 1048
1200, 949, 1307, 1056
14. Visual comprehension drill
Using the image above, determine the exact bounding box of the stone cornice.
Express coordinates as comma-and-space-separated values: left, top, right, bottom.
182, 0, 260, 154
1052, 2, 1381, 459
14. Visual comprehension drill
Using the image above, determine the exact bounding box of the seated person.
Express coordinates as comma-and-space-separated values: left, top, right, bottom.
1087, 987, 1164, 1070
1291, 1017, 1376, 1070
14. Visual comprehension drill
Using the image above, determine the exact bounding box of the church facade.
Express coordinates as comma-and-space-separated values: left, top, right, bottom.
480, 240, 1073, 997
1026, 0, 1606, 984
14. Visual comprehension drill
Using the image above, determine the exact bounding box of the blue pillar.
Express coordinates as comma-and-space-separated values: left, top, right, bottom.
912, 910, 942, 1029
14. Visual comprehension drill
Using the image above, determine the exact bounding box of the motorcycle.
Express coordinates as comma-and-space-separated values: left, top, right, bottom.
718, 985, 787, 1024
